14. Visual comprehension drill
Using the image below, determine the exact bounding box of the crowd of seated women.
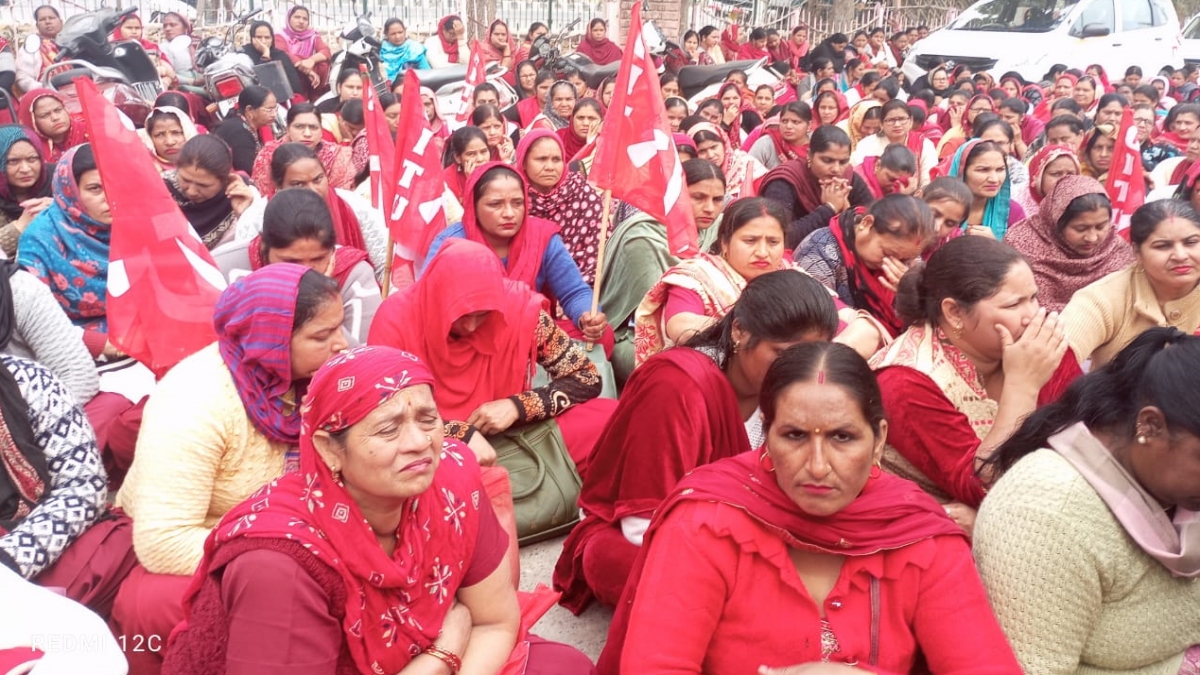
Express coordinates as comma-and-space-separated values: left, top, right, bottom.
0, 8, 1198, 675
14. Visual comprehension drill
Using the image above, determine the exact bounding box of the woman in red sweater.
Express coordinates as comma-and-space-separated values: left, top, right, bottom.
599, 341, 1020, 675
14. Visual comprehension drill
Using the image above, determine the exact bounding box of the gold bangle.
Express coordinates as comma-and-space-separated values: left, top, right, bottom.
424, 645, 462, 674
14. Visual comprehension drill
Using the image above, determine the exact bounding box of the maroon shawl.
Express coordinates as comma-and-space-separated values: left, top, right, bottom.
1005, 175, 1136, 312
554, 347, 750, 613
761, 156, 850, 214
577, 34, 623, 65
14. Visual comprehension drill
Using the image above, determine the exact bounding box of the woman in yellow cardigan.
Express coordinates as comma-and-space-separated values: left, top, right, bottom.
1061, 200, 1200, 369
111, 264, 349, 675
975, 327, 1200, 674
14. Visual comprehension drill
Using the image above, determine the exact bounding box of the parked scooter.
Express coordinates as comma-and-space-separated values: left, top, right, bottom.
195, 9, 293, 121
326, 13, 389, 98
41, 7, 161, 125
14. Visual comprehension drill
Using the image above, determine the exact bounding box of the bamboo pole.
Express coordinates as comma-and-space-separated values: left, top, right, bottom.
586, 189, 613, 352
381, 232, 394, 298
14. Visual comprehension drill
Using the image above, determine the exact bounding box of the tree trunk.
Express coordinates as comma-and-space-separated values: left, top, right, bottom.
831, 0, 855, 33
465, 0, 497, 41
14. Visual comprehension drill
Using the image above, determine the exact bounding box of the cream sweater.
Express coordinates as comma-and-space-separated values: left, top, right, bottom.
1061, 266, 1200, 369
115, 344, 288, 576
975, 449, 1200, 675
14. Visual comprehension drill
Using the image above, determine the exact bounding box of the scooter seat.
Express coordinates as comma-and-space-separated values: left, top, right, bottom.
578, 61, 618, 90
50, 68, 94, 89
677, 59, 757, 96
417, 65, 468, 92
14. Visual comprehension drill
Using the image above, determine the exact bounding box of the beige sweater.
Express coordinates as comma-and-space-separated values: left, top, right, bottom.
115, 344, 288, 576
1061, 266, 1200, 369
975, 449, 1200, 675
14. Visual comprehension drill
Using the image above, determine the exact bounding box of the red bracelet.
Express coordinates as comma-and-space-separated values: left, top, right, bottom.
424, 645, 463, 674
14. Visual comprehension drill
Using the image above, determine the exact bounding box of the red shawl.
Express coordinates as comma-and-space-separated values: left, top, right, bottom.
165, 346, 488, 675
460, 161, 560, 290
832, 209, 903, 335
855, 157, 885, 199
367, 238, 542, 420
812, 91, 850, 129
480, 20, 516, 67
765, 125, 808, 164
554, 347, 751, 613
1172, 159, 1195, 186
556, 125, 588, 163
737, 42, 769, 60
110, 14, 160, 55
576, 33, 623, 66
600, 451, 964, 675
248, 235, 371, 287
1026, 144, 1081, 204
17, 89, 88, 163
720, 26, 741, 61
1156, 129, 1190, 154
1005, 174, 1136, 312
767, 40, 793, 65
517, 97, 543, 128
437, 16, 462, 64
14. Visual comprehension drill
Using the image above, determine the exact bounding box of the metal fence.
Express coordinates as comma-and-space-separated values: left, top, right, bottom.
3, 0, 604, 35
688, 0, 961, 42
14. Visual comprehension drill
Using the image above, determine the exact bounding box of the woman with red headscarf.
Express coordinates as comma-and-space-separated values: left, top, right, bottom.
274, 6, 332, 99
111, 264, 350, 675
425, 15, 467, 67
370, 238, 615, 467
811, 89, 850, 130
423, 163, 608, 343
110, 13, 176, 88
479, 19, 516, 74
17, 89, 88, 162
162, 343, 598, 675
576, 18, 623, 65
1016, 144, 1081, 219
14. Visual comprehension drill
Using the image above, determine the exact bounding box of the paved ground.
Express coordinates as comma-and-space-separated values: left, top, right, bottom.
517, 536, 614, 661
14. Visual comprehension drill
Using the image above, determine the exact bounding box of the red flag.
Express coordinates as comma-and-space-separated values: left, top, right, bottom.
591, 2, 698, 257
1105, 107, 1145, 241
76, 77, 225, 378
391, 69, 447, 275
452, 40, 487, 130
360, 66, 409, 288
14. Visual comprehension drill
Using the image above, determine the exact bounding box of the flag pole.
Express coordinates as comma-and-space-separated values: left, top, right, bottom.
586, 189, 614, 352
381, 233, 394, 298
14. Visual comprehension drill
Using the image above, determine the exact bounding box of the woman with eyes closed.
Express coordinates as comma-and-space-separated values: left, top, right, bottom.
163, 135, 258, 251
1005, 175, 1135, 313
761, 125, 875, 249
599, 342, 1020, 675
797, 194, 936, 338
112, 265, 349, 675
1063, 200, 1200, 369
870, 236, 1081, 534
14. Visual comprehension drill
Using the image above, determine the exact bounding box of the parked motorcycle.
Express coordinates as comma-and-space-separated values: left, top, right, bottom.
195, 9, 293, 121
41, 7, 161, 126
325, 13, 389, 98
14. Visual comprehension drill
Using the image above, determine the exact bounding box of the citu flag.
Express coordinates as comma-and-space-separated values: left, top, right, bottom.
359, 64, 409, 288
452, 39, 487, 130
76, 77, 226, 379
590, 1, 698, 258
1105, 107, 1145, 241
390, 69, 448, 280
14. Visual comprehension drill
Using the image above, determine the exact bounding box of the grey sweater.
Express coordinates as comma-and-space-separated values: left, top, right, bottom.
6, 271, 99, 406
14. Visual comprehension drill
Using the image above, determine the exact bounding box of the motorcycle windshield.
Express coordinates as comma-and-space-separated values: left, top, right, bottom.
111, 42, 162, 82
57, 10, 114, 50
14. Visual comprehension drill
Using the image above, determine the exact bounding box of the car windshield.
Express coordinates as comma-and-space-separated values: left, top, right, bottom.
947, 0, 1082, 32
1186, 16, 1200, 39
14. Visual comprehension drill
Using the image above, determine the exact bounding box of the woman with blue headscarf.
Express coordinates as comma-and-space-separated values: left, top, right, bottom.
0, 125, 52, 258
936, 138, 1025, 240
380, 18, 431, 81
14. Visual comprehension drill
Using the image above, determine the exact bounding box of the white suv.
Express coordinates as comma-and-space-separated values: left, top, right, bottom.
903, 0, 1182, 84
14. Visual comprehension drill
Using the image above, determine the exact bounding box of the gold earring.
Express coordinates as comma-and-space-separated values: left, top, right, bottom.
733, 339, 741, 354
952, 323, 963, 339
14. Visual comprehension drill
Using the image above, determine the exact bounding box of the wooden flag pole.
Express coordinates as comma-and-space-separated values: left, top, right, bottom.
381, 232, 394, 299
586, 189, 614, 352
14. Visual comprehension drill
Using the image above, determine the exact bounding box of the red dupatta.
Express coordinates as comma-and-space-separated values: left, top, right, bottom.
17, 90, 88, 163
600, 450, 964, 674
460, 161, 560, 290
367, 239, 542, 420
437, 16, 462, 64
831, 208, 903, 335
167, 346, 488, 675
556, 125, 588, 162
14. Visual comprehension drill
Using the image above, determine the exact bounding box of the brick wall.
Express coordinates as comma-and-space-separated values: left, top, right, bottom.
618, 0, 685, 44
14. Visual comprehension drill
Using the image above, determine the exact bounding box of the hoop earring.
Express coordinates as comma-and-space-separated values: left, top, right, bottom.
869, 461, 882, 479
759, 450, 775, 473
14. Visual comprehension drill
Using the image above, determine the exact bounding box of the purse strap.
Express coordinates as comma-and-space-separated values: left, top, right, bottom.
868, 575, 880, 666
